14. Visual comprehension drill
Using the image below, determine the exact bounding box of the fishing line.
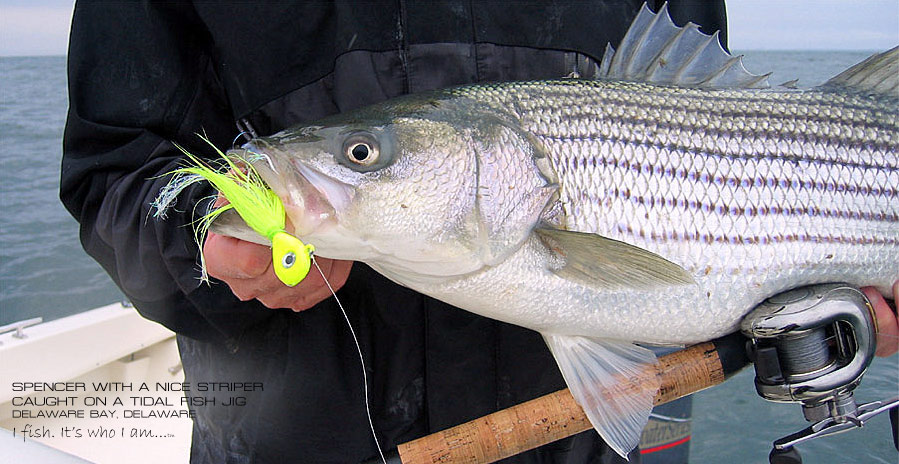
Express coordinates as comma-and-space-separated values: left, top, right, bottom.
231, 130, 250, 148
312, 255, 387, 464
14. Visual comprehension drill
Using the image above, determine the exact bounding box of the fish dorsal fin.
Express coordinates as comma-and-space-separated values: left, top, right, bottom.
820, 46, 899, 96
599, 3, 770, 89
535, 227, 695, 289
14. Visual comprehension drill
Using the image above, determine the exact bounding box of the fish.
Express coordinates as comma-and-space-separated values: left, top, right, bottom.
199, 3, 898, 457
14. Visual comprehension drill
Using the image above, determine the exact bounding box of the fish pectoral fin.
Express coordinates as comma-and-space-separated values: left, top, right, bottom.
535, 227, 695, 290
544, 334, 659, 458
210, 208, 271, 246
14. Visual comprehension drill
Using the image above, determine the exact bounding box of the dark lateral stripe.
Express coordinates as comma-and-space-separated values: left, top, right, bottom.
614, 223, 899, 247
538, 133, 897, 173
557, 151, 899, 198
583, 185, 899, 223
511, 80, 892, 114
555, 92, 890, 123
533, 122, 897, 167
525, 93, 897, 135
530, 108, 898, 150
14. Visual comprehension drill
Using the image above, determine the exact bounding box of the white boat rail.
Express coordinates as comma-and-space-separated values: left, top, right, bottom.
0, 302, 191, 463
0, 317, 43, 342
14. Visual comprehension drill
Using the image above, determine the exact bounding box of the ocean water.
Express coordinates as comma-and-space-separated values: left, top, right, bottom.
0, 56, 123, 326
0, 51, 896, 463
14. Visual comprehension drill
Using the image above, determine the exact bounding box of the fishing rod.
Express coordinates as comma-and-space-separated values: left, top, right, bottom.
363, 331, 749, 463
362, 283, 897, 464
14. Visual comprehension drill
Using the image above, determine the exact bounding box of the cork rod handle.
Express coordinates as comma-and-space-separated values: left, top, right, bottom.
379, 332, 748, 464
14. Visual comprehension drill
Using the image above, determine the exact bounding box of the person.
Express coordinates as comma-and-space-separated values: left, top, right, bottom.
863, 282, 899, 358
60, 2, 897, 463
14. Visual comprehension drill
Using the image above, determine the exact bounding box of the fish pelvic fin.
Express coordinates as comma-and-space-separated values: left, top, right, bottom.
544, 334, 659, 459
535, 227, 695, 290
821, 46, 899, 97
599, 3, 770, 89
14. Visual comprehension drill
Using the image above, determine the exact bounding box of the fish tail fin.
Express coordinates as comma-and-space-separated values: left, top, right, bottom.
543, 334, 659, 458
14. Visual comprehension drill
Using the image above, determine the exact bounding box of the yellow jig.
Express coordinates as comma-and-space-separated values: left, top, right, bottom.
156, 139, 313, 287
271, 231, 315, 287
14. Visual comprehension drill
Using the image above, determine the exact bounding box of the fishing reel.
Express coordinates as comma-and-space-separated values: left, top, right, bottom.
741, 283, 899, 464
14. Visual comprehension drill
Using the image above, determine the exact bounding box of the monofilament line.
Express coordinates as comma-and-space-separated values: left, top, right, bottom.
312, 256, 387, 464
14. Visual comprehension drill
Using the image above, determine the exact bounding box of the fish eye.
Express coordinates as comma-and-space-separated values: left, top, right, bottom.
343, 134, 380, 166
349, 143, 372, 162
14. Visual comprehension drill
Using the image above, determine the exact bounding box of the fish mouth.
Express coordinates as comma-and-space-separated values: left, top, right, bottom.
230, 143, 354, 237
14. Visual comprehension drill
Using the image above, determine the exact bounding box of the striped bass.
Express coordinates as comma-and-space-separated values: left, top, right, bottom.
206, 4, 898, 457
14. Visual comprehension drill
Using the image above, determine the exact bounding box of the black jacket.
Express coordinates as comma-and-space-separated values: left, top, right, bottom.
61, 2, 725, 462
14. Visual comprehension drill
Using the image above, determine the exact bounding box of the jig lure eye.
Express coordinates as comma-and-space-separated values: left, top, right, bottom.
282, 251, 296, 269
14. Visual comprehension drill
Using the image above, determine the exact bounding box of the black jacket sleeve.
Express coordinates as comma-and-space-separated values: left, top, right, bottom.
61, 2, 272, 345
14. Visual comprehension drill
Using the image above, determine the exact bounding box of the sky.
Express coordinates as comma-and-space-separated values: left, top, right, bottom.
0, 0, 897, 56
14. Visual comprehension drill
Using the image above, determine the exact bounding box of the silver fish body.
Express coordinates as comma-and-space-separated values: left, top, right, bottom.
406, 79, 898, 345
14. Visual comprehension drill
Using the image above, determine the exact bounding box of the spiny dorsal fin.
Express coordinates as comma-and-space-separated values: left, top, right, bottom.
599, 3, 770, 89
820, 46, 899, 97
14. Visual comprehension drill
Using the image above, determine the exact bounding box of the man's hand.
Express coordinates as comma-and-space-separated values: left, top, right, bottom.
862, 280, 899, 357
204, 232, 353, 312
